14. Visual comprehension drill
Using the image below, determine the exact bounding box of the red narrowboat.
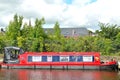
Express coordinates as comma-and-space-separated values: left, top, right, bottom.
0, 47, 118, 70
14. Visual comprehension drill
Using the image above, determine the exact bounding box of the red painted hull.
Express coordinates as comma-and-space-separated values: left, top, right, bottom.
0, 52, 118, 70
0, 62, 117, 70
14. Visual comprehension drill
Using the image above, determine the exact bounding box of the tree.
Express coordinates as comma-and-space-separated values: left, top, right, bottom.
93, 37, 113, 55
19, 22, 34, 51
33, 18, 46, 38
53, 21, 61, 39
114, 32, 120, 52
97, 23, 120, 40
21, 22, 33, 38
0, 33, 6, 53
6, 14, 23, 46
31, 37, 44, 52
50, 21, 65, 52
31, 18, 47, 52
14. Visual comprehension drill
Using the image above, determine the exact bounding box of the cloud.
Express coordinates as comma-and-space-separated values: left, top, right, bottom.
0, 0, 22, 14
0, 0, 120, 31
0, 0, 23, 27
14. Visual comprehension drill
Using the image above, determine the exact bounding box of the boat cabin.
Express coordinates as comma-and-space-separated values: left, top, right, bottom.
3, 47, 100, 65
19, 52, 101, 65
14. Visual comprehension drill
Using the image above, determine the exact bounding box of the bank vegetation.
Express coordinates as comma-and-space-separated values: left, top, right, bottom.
0, 14, 120, 56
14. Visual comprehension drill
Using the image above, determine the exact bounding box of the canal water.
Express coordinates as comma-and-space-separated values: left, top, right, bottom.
0, 69, 120, 80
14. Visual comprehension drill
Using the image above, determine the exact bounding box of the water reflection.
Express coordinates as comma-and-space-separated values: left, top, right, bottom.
0, 69, 120, 80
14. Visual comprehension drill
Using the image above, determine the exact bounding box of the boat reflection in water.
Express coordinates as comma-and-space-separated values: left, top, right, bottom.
0, 69, 119, 80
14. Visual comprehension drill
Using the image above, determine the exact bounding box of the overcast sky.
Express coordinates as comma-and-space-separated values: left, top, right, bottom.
0, 0, 120, 31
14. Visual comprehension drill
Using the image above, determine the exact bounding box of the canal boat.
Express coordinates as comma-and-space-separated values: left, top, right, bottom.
0, 47, 118, 70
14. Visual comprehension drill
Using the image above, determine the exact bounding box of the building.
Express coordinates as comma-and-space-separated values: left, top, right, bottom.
44, 27, 89, 37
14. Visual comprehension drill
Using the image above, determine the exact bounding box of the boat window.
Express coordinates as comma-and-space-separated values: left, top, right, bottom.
28, 56, 32, 62
42, 56, 47, 62
52, 56, 59, 62
83, 56, 94, 62
77, 56, 83, 62
47, 56, 52, 62
69, 56, 76, 62
60, 56, 69, 62
69, 56, 83, 62
32, 56, 42, 62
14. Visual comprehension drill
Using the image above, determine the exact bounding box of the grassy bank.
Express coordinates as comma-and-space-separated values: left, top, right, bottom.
101, 56, 120, 61
101, 52, 120, 61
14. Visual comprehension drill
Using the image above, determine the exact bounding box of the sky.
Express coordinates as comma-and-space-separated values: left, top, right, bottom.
0, 0, 120, 32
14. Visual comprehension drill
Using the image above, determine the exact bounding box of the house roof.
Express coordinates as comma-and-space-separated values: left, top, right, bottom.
44, 27, 89, 37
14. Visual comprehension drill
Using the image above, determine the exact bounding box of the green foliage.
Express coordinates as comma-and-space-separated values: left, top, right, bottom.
6, 14, 23, 46
34, 18, 46, 38
21, 23, 33, 38
1, 14, 120, 55
97, 23, 120, 40
53, 21, 61, 39
31, 18, 47, 52
31, 37, 44, 52
114, 32, 120, 52
44, 21, 64, 52
0, 33, 6, 53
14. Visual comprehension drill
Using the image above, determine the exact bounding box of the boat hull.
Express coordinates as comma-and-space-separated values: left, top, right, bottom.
1, 48, 118, 71
0, 63, 118, 71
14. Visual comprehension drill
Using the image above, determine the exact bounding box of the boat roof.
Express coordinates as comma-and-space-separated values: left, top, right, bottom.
23, 52, 100, 56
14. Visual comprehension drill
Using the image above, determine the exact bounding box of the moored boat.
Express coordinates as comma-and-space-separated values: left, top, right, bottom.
0, 47, 118, 70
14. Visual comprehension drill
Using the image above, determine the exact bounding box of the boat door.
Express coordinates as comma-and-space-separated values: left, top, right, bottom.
3, 47, 24, 63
